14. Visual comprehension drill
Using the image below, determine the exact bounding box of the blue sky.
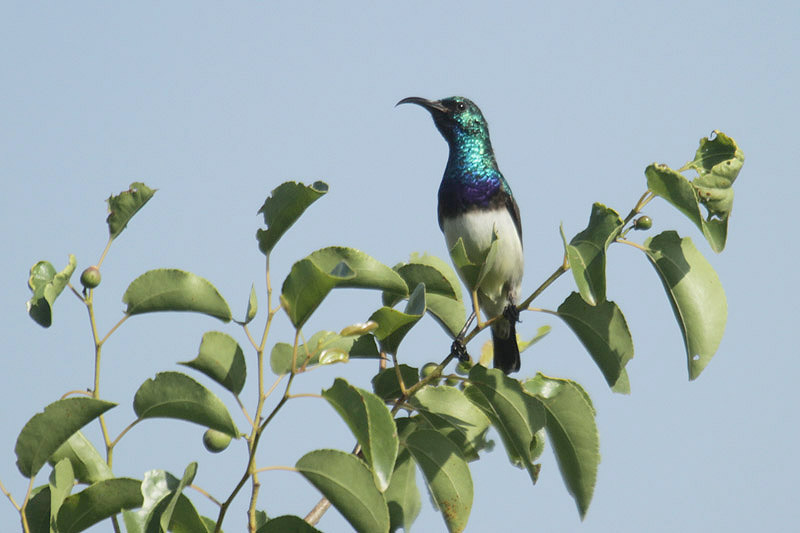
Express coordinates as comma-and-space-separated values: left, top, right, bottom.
1, 2, 797, 531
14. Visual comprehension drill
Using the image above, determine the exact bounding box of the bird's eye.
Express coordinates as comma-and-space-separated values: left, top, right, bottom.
456, 102, 466, 111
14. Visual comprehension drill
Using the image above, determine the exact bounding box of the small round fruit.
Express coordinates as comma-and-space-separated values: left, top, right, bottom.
420, 363, 439, 379
203, 429, 232, 453
445, 376, 460, 387
455, 360, 473, 376
633, 216, 653, 230
80, 266, 102, 289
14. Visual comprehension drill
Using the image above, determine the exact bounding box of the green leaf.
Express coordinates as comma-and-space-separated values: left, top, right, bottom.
296, 449, 390, 533
645, 133, 743, 255
643, 231, 727, 379
244, 283, 258, 324
25, 485, 51, 533
257, 515, 322, 533
133, 372, 238, 436
123, 269, 232, 321
385, 450, 421, 533
281, 247, 407, 328
49, 431, 113, 484
15, 398, 116, 478
369, 283, 426, 355
408, 385, 491, 462
396, 263, 458, 299
256, 181, 328, 255
106, 182, 156, 239
645, 163, 727, 252
180, 331, 247, 396
322, 379, 399, 492
561, 204, 623, 305
448, 232, 499, 292
26, 255, 77, 328
270, 331, 378, 375
410, 253, 466, 338
404, 429, 473, 533
122, 469, 176, 533
384, 254, 466, 339
49, 459, 75, 532
684, 130, 744, 220
525, 374, 599, 519
463, 365, 545, 484
519, 325, 552, 353
57, 478, 143, 533
159, 462, 197, 532
556, 292, 634, 392
371, 365, 420, 401
157, 494, 210, 533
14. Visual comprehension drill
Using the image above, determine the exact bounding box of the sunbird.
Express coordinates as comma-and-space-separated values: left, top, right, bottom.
398, 96, 523, 373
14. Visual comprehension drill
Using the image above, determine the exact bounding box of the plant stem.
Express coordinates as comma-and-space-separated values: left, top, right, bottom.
0, 478, 20, 511
96, 237, 113, 268
190, 484, 222, 507
305, 498, 332, 526
19, 477, 34, 533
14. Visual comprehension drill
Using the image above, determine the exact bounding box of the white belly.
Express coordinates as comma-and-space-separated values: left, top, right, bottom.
442, 207, 524, 317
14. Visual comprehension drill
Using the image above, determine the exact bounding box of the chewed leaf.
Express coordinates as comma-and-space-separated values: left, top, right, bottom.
643, 231, 727, 380
280, 247, 407, 328
685, 131, 744, 220
257, 181, 328, 255
107, 182, 156, 239
26, 255, 77, 328
646, 131, 743, 252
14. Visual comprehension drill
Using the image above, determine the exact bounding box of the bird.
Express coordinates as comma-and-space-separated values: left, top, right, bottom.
397, 96, 523, 373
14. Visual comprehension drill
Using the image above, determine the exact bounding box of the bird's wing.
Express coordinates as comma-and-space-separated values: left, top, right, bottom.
506, 193, 523, 244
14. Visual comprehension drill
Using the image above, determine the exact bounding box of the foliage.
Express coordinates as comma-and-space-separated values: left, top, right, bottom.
5, 131, 743, 532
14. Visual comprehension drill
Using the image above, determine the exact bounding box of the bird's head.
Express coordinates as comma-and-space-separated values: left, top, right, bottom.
397, 96, 489, 143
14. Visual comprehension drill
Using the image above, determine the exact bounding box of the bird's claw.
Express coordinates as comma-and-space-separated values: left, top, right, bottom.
450, 339, 470, 362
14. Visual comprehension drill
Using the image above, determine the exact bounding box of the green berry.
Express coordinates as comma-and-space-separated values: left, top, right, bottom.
203, 429, 232, 453
80, 266, 102, 289
455, 360, 473, 376
633, 216, 653, 230
445, 376, 460, 387
420, 363, 439, 379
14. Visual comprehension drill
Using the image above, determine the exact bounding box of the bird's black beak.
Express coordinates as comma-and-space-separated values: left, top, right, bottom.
396, 96, 448, 114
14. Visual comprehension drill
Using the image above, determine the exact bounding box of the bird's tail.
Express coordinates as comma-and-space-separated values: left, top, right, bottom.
492, 319, 520, 374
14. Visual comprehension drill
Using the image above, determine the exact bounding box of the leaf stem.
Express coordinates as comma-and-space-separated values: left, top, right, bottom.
60, 389, 93, 399
189, 484, 222, 507
252, 465, 298, 475
616, 238, 648, 252
0, 477, 20, 511
96, 237, 113, 268
98, 315, 129, 346
109, 419, 142, 449
19, 476, 34, 533
286, 393, 322, 400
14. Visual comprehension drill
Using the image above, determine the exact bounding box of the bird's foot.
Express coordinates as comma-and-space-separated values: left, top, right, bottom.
450, 339, 470, 362
503, 303, 521, 324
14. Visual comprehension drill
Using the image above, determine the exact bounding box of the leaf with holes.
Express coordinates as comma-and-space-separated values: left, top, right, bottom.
643, 231, 726, 379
